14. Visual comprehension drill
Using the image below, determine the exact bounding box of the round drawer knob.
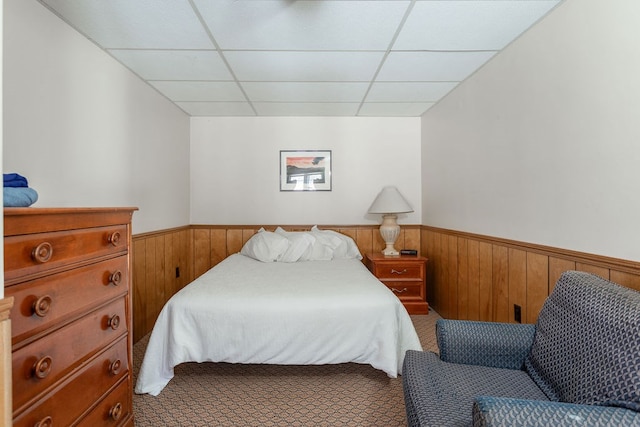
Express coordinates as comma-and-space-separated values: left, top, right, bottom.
32, 242, 53, 263
107, 231, 121, 247
33, 355, 53, 379
34, 415, 53, 427
109, 402, 123, 421
32, 295, 53, 317
109, 359, 122, 376
108, 270, 123, 286
108, 314, 121, 330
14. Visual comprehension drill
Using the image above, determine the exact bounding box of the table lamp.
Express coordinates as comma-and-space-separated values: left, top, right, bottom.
367, 186, 414, 256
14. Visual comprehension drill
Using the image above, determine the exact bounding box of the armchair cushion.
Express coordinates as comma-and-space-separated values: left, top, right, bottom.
437, 319, 536, 370
473, 396, 640, 427
524, 271, 640, 411
403, 350, 548, 427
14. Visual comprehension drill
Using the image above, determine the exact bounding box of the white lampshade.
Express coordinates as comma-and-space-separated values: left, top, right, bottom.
368, 186, 413, 256
368, 186, 414, 214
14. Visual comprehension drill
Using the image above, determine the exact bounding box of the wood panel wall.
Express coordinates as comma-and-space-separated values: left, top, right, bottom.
132, 223, 640, 342
190, 225, 422, 279
131, 224, 421, 342
131, 227, 192, 343
422, 226, 640, 323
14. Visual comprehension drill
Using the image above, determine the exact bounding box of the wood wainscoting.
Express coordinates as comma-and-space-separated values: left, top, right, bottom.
132, 223, 640, 342
132, 224, 421, 342
190, 224, 421, 278
131, 227, 192, 343
421, 226, 640, 324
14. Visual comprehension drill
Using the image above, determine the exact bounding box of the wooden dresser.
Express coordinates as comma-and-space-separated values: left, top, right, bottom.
365, 253, 429, 315
4, 207, 136, 427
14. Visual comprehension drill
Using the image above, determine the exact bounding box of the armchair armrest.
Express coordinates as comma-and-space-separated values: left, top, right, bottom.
473, 397, 640, 427
436, 319, 535, 369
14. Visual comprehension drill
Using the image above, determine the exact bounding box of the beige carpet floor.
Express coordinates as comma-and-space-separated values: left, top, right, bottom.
132, 311, 441, 427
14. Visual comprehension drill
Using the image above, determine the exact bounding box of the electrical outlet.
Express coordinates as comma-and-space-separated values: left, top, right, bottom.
514, 304, 522, 323
175, 267, 180, 278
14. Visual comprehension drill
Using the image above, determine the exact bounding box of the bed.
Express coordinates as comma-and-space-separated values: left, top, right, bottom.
135, 227, 423, 396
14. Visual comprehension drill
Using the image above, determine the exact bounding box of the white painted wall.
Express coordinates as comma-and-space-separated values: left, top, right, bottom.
421, 0, 640, 262
5, 0, 637, 264
191, 117, 421, 226
3, 0, 190, 234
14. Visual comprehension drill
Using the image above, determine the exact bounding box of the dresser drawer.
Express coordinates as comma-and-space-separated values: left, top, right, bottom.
13, 336, 130, 426
381, 281, 424, 300
8, 256, 129, 346
372, 262, 424, 280
12, 298, 127, 410
77, 377, 133, 427
4, 225, 128, 283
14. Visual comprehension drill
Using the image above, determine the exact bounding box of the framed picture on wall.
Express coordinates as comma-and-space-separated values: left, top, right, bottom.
280, 150, 332, 191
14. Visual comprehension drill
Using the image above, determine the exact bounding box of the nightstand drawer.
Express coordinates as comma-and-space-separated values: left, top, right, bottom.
381, 281, 423, 300
372, 263, 423, 280
365, 253, 429, 315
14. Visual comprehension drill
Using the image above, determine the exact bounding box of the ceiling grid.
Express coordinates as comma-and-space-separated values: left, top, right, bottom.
38, 0, 563, 117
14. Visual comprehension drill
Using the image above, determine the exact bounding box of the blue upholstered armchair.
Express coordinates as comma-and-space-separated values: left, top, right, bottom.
402, 271, 640, 426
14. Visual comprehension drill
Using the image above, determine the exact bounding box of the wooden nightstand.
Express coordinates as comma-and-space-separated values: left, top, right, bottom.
365, 253, 429, 315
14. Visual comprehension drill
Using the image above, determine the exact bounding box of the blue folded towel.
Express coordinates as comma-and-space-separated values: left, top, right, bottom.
3, 173, 29, 188
4, 187, 38, 207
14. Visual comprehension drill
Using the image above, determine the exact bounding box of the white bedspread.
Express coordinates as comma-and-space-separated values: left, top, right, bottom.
135, 254, 422, 396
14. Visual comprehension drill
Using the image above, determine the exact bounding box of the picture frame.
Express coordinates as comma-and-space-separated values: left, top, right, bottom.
280, 150, 332, 191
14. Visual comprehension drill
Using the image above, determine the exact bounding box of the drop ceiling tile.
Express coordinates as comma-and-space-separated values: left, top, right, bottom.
394, 0, 560, 51
377, 51, 497, 82
253, 103, 360, 117
149, 81, 246, 102
41, 0, 213, 49
225, 51, 385, 82
176, 102, 256, 116
358, 103, 434, 117
242, 82, 369, 103
366, 82, 458, 102
109, 50, 233, 81
193, 0, 409, 50
37, 0, 563, 117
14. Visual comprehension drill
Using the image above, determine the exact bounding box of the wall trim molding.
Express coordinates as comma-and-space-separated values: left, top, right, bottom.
189, 224, 422, 230
136, 224, 630, 265
132, 225, 190, 240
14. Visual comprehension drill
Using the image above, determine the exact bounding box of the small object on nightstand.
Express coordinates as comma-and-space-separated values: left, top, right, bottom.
400, 249, 418, 256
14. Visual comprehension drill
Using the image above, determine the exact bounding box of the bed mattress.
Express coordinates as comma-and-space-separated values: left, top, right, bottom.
135, 253, 423, 395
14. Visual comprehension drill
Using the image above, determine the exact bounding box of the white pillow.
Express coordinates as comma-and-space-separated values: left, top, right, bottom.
274, 227, 316, 262
311, 226, 363, 260
240, 229, 290, 262
310, 229, 345, 258
305, 238, 335, 261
